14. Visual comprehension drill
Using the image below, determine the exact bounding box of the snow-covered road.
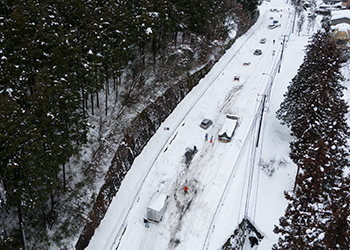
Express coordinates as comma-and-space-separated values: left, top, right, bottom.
85, 0, 316, 249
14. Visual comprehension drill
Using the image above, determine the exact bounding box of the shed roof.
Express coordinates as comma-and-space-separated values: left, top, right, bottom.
332, 9, 350, 20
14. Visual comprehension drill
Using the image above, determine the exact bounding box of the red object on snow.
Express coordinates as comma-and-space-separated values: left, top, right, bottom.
184, 186, 189, 192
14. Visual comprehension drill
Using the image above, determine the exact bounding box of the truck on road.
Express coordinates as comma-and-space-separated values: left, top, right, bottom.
147, 193, 169, 223
218, 114, 239, 143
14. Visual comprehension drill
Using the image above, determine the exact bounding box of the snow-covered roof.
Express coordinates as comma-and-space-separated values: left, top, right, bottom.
333, 23, 350, 32
148, 193, 167, 211
331, 9, 350, 20
330, 24, 350, 47
319, 2, 344, 9
322, 0, 342, 3
219, 115, 238, 138
331, 27, 350, 40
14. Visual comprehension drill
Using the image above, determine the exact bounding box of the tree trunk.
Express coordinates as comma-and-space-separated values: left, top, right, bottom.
105, 77, 108, 116
41, 203, 47, 228
81, 87, 85, 117
85, 96, 88, 113
18, 202, 27, 250
116, 74, 120, 101
174, 31, 177, 48
91, 93, 94, 116
49, 192, 55, 230
113, 74, 116, 91
63, 163, 66, 192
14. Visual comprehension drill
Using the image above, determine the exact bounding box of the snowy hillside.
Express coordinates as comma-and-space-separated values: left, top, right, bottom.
83, 1, 347, 250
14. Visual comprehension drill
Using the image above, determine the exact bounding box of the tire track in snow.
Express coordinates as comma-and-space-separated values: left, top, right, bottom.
109, 19, 266, 250
201, 4, 294, 249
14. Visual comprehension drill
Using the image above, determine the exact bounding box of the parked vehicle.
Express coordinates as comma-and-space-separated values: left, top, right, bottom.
147, 194, 169, 223
268, 24, 281, 29
260, 38, 267, 44
200, 119, 213, 129
218, 115, 239, 143
254, 49, 262, 55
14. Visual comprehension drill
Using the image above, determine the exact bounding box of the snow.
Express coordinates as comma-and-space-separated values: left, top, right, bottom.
331, 9, 350, 19
148, 194, 167, 212
83, 1, 343, 250
146, 27, 152, 35
332, 23, 350, 33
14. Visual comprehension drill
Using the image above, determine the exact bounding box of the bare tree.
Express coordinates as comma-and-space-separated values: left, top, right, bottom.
307, 12, 316, 34
297, 13, 305, 36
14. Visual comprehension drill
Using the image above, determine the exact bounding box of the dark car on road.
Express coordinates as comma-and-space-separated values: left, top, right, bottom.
254, 49, 262, 55
200, 119, 213, 129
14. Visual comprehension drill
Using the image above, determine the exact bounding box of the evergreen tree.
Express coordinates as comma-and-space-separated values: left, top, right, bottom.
274, 140, 345, 249
276, 28, 343, 127
288, 32, 348, 186
0, 0, 239, 247
321, 174, 350, 249
275, 24, 350, 249
1, 0, 88, 244
236, 0, 258, 20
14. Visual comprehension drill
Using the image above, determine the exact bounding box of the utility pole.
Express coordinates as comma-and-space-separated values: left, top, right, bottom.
278, 35, 288, 73
256, 94, 267, 148
281, 35, 287, 59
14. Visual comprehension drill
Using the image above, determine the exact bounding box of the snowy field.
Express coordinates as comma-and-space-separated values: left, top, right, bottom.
84, 0, 346, 249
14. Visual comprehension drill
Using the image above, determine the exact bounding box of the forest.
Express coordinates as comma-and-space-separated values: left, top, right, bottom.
0, 0, 258, 248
